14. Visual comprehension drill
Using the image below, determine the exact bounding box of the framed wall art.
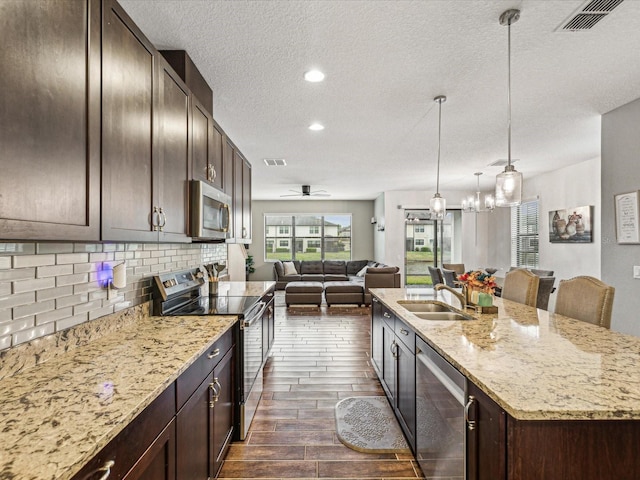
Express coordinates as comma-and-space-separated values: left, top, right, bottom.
549, 206, 593, 243
614, 191, 640, 244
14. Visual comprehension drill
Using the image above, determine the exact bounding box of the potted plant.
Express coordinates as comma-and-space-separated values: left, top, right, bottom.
245, 254, 255, 280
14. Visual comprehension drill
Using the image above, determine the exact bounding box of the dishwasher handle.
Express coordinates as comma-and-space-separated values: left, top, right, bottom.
241, 301, 267, 329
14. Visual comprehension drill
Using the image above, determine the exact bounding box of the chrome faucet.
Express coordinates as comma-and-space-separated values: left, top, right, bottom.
434, 283, 467, 310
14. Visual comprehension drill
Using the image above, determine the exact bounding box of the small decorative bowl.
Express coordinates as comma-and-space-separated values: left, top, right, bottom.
485, 267, 498, 275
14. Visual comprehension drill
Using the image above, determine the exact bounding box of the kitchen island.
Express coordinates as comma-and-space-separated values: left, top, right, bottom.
0, 281, 274, 480
371, 287, 640, 479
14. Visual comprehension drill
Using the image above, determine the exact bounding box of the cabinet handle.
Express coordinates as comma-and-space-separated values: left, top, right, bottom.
383, 312, 391, 319
390, 340, 398, 359
400, 328, 409, 336
158, 208, 166, 232
152, 206, 159, 231
465, 395, 476, 431
372, 298, 379, 303
242, 227, 247, 238
211, 165, 217, 180
82, 460, 114, 480
207, 348, 220, 359
209, 378, 221, 408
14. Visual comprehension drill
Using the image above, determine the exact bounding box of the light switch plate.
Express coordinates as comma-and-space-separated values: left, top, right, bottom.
634, 266, 640, 279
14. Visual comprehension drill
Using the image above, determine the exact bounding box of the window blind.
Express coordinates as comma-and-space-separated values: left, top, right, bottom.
511, 200, 539, 268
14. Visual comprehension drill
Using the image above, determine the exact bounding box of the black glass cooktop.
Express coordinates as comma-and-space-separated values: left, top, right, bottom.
170, 295, 261, 316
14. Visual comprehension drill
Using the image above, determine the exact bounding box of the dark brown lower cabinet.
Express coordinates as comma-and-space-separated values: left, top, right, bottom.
124, 420, 176, 480
176, 346, 235, 479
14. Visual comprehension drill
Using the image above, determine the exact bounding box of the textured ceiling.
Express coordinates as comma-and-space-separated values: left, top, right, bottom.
120, 0, 640, 200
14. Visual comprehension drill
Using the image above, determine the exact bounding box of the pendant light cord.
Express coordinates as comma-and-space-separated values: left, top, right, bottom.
507, 17, 512, 168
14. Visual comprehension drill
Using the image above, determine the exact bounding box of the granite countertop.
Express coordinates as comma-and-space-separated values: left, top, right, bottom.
371, 287, 640, 421
0, 280, 275, 480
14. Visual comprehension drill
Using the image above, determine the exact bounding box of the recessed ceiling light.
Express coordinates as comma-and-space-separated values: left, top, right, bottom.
304, 70, 325, 82
308, 123, 325, 131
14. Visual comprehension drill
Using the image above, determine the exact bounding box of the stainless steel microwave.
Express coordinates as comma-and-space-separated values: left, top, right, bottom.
190, 180, 231, 241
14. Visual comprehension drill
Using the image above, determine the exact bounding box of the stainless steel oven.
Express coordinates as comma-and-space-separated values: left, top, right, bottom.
152, 267, 267, 442
190, 180, 231, 241
415, 336, 466, 479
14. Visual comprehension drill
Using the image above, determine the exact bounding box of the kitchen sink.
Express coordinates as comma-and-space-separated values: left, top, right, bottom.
397, 301, 452, 313
397, 301, 475, 321
413, 311, 475, 321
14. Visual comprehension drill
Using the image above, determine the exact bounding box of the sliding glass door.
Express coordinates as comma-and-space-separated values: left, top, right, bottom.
405, 210, 460, 286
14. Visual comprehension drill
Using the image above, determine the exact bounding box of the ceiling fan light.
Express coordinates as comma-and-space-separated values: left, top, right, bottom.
495, 166, 522, 207
430, 193, 446, 220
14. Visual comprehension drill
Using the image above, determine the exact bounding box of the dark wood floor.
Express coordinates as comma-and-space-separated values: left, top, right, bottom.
219, 297, 424, 479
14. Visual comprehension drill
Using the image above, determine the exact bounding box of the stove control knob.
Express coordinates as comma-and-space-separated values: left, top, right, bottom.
163, 280, 172, 288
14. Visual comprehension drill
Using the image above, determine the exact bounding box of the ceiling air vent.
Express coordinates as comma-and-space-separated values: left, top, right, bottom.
558, 0, 624, 31
263, 158, 287, 166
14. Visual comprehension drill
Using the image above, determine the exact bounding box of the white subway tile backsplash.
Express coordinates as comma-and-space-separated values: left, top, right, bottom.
13, 323, 55, 346
56, 253, 89, 265
0, 242, 227, 351
37, 264, 74, 278
0, 292, 36, 310
12, 254, 55, 268
36, 307, 73, 325
56, 273, 89, 287
12, 277, 56, 294
13, 300, 56, 320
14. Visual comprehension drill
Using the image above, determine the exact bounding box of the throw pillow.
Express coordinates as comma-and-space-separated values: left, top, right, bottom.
283, 261, 298, 276
367, 266, 399, 274
356, 265, 368, 277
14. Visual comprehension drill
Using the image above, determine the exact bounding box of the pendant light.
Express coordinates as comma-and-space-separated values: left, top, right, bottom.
462, 172, 495, 213
430, 95, 447, 220
495, 8, 522, 207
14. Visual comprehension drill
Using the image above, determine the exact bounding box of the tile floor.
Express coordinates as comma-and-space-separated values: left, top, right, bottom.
219, 296, 424, 479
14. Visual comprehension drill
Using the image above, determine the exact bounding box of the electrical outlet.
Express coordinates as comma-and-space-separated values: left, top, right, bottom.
634, 266, 640, 279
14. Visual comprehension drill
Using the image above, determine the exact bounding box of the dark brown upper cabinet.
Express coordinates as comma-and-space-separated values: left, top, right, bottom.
191, 99, 224, 192
0, 0, 101, 241
231, 147, 252, 243
101, 0, 189, 242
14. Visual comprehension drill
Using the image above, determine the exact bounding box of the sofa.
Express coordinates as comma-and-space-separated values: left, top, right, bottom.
273, 259, 400, 306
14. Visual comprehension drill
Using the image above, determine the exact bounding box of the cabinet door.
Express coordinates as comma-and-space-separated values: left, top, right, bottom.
211, 348, 235, 478
371, 299, 384, 375
0, 0, 100, 241
176, 373, 211, 479
211, 122, 225, 191
223, 137, 234, 197
396, 338, 416, 452
381, 322, 396, 401
192, 98, 212, 185
123, 419, 176, 480
101, 0, 158, 241
241, 158, 252, 242
466, 382, 507, 480
232, 149, 243, 242
157, 58, 190, 243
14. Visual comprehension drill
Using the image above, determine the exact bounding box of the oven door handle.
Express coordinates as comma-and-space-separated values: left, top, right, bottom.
241, 301, 267, 329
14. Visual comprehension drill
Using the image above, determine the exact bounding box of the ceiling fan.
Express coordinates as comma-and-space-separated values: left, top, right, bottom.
280, 185, 330, 198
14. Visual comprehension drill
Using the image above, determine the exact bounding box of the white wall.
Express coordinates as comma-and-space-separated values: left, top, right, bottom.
602, 97, 640, 336
248, 200, 375, 281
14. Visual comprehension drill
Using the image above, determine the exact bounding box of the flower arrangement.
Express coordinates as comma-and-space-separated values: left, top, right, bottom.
457, 270, 497, 294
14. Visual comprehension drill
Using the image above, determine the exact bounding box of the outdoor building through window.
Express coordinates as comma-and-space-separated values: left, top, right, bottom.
511, 200, 539, 268
264, 214, 352, 261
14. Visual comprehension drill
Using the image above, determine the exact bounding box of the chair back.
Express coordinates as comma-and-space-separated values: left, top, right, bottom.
535, 276, 555, 311
441, 269, 457, 288
555, 276, 615, 328
501, 268, 539, 307
443, 263, 465, 276
428, 266, 443, 286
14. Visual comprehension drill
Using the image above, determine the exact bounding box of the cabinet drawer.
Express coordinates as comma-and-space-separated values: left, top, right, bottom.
381, 306, 395, 329
176, 326, 235, 409
394, 317, 415, 353
72, 382, 175, 480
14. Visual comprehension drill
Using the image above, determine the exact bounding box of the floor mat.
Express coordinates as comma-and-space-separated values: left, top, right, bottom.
335, 396, 411, 453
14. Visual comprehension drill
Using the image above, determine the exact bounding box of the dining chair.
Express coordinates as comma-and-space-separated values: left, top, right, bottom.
554, 276, 615, 328
535, 276, 555, 311
443, 263, 465, 276
501, 268, 539, 307
441, 268, 457, 288
428, 266, 444, 286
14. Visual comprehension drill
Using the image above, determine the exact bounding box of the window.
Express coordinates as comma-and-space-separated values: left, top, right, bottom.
414, 226, 425, 233
511, 200, 539, 268
265, 214, 352, 261
415, 239, 425, 246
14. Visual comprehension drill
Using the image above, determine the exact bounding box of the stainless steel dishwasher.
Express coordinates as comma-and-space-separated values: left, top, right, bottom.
415, 336, 466, 479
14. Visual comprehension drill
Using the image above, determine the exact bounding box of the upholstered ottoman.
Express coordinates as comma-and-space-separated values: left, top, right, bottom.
285, 281, 323, 307
324, 281, 364, 307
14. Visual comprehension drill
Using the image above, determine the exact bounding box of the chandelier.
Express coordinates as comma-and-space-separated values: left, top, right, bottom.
462, 172, 495, 213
